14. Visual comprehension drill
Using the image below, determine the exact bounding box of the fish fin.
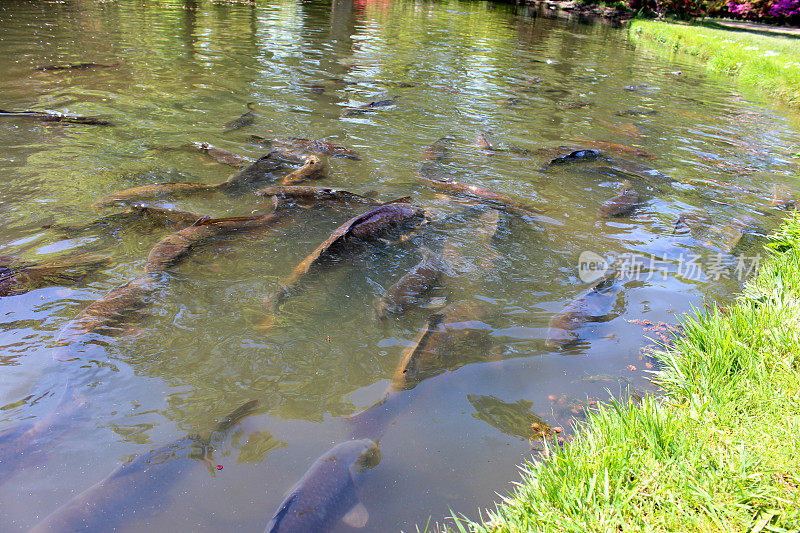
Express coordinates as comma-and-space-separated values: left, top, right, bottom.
381, 196, 412, 206
342, 502, 369, 528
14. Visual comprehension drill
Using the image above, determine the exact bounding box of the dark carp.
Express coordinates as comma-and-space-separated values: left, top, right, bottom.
91, 182, 226, 209
340, 99, 397, 117
567, 139, 655, 159
0, 109, 111, 126
223, 102, 255, 131
255, 186, 379, 207
391, 300, 493, 391
226, 150, 297, 189
36, 62, 118, 71
0, 384, 87, 482
280, 155, 328, 185
55, 274, 160, 354
30, 400, 259, 533
146, 213, 289, 273
417, 175, 541, 220
46, 206, 208, 235
0, 254, 112, 297
251, 136, 361, 160
598, 184, 640, 218
265, 439, 381, 533
187, 142, 253, 168
614, 108, 658, 117
547, 149, 601, 166
265, 201, 427, 312
374, 253, 444, 319
546, 272, 620, 349
421, 137, 454, 163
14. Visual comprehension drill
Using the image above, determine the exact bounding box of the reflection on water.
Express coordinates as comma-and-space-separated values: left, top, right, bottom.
1, 0, 799, 531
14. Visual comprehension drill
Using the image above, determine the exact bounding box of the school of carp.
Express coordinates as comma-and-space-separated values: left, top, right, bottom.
2, 74, 796, 532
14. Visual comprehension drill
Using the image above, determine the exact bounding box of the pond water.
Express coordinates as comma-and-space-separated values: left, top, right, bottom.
1, 0, 799, 531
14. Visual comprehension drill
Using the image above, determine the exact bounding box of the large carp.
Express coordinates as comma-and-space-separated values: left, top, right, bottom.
255, 186, 379, 208
374, 253, 444, 319
340, 99, 398, 117
546, 272, 621, 349
91, 182, 226, 209
46, 206, 208, 235
251, 136, 361, 160
280, 155, 328, 185
265, 439, 380, 533
146, 212, 291, 273
265, 201, 427, 312
223, 102, 255, 131
417, 175, 541, 220
30, 400, 258, 533
186, 142, 253, 168
598, 184, 640, 218
0, 109, 111, 126
0, 254, 112, 297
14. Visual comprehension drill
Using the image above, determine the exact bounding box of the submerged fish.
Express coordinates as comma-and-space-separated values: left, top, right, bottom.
226, 150, 297, 189
598, 184, 640, 218
547, 149, 601, 166
0, 109, 111, 126
255, 186, 378, 207
252, 136, 361, 160
0, 385, 87, 482
340, 99, 397, 117
265, 201, 427, 312
0, 254, 112, 297
30, 400, 258, 533
187, 142, 253, 168
567, 139, 655, 159
91, 182, 226, 209
417, 175, 541, 220
36, 62, 118, 71
546, 272, 621, 349
223, 102, 256, 131
475, 132, 496, 155
265, 439, 381, 533
467, 394, 551, 441
770, 184, 796, 210
374, 253, 444, 319
391, 300, 493, 391
421, 137, 454, 163
614, 108, 657, 117
280, 155, 328, 185
146, 213, 289, 273
46, 206, 208, 235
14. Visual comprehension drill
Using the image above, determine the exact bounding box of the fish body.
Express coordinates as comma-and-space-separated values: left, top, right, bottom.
568, 139, 654, 159
417, 175, 540, 219
255, 186, 378, 207
340, 99, 397, 117
546, 273, 620, 349
374, 254, 443, 319
250, 136, 361, 160
0, 109, 110, 126
91, 182, 224, 209
146, 213, 286, 273
281, 156, 327, 185
48, 206, 207, 235
0, 254, 112, 297
614, 108, 657, 117
422, 137, 453, 162
223, 103, 256, 131
547, 149, 601, 166
187, 142, 252, 168
226, 151, 292, 189
265, 439, 380, 533
31, 401, 258, 533
770, 185, 796, 210
265, 202, 426, 311
36, 62, 118, 71
391, 300, 492, 390
598, 187, 640, 218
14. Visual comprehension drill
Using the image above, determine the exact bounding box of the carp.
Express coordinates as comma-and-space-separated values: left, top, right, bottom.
614, 108, 657, 117
421, 137, 454, 163
251, 136, 361, 160
598, 184, 640, 218
264, 439, 381, 533
226, 150, 296, 189
547, 149, 601, 166
374, 253, 444, 319
391, 300, 493, 391
36, 62, 118, 71
187, 142, 253, 168
91, 182, 226, 209
255, 186, 379, 207
340, 99, 397, 117
30, 400, 258, 533
567, 139, 655, 159
416, 175, 541, 220
546, 272, 620, 349
146, 213, 289, 273
280, 155, 328, 185
0, 254, 112, 297
0, 109, 111, 126
223, 102, 255, 131
265, 201, 427, 312
46, 206, 208, 235
770, 184, 796, 210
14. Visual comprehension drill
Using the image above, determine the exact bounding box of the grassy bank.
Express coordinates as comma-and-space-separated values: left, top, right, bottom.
629, 20, 800, 107
454, 214, 800, 532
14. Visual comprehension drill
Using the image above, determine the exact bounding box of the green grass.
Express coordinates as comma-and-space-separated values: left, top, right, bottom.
440, 213, 800, 532
629, 20, 800, 106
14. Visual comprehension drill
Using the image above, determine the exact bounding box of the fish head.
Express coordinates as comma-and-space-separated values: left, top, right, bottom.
352, 439, 381, 472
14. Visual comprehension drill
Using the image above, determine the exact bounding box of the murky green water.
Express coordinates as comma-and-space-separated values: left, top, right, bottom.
1, 0, 799, 531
